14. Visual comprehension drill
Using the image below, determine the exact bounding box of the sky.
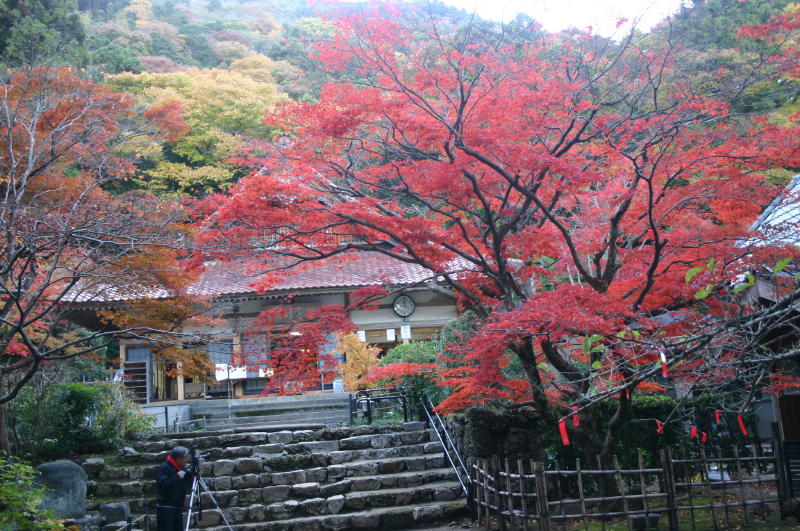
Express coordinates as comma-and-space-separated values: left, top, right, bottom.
440, 0, 686, 36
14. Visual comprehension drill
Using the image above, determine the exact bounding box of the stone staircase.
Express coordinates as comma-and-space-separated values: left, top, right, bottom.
82, 422, 468, 530
190, 394, 351, 430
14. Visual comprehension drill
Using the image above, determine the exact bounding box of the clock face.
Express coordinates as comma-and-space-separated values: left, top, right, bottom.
392, 294, 415, 317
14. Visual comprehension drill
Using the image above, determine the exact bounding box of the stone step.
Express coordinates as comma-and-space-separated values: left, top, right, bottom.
136, 424, 430, 455
83, 430, 440, 483
196, 498, 469, 530
87, 451, 451, 507
184, 481, 464, 528
192, 401, 350, 419
113, 429, 434, 468
203, 413, 350, 428
190, 393, 350, 408
86, 440, 446, 498
133, 422, 427, 452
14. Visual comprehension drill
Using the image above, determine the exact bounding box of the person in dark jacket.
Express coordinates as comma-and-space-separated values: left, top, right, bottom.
156, 445, 193, 531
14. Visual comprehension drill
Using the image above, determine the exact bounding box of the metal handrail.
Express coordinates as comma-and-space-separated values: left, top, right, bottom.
351, 388, 409, 424
422, 392, 471, 498
109, 512, 149, 531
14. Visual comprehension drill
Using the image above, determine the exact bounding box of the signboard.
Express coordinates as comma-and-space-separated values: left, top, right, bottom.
386, 328, 396, 341
357, 330, 366, 342
215, 364, 248, 381
400, 325, 412, 340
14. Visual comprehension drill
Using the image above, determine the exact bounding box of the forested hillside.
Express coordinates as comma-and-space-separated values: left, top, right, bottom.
3, 1, 796, 196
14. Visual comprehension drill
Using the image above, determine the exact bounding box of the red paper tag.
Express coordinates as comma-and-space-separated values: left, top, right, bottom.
625, 388, 631, 400
656, 420, 664, 435
737, 415, 749, 436
701, 431, 708, 443
715, 410, 722, 425
559, 418, 570, 446
660, 351, 669, 378
571, 405, 580, 427
690, 425, 697, 438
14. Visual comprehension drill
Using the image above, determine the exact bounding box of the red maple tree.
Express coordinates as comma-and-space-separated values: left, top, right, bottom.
197, 7, 800, 462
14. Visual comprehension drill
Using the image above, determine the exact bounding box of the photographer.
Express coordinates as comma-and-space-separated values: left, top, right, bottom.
156, 446, 193, 531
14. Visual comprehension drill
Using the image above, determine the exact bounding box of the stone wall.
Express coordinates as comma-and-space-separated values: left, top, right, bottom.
443, 404, 547, 461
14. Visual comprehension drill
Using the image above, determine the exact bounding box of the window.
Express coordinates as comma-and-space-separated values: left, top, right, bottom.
208, 339, 234, 364
242, 334, 271, 378
243, 378, 268, 395
126, 346, 151, 363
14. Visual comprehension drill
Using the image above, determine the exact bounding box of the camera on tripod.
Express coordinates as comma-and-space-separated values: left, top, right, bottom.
188, 446, 208, 475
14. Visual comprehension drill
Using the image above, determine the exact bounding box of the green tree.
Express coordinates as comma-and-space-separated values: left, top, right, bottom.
0, 0, 86, 66
90, 42, 143, 73
672, 0, 793, 50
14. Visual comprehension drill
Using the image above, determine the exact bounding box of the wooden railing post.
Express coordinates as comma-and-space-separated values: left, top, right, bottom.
533, 461, 550, 531
660, 449, 678, 531
493, 456, 506, 531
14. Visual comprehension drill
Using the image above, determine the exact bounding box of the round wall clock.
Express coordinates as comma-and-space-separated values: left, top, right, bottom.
392, 294, 416, 317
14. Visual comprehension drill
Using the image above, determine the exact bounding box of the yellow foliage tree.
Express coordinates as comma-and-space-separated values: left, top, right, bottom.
107, 67, 287, 195
336, 333, 382, 391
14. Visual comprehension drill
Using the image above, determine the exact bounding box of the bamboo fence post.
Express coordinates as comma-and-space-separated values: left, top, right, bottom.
533, 461, 551, 531
518, 459, 529, 531
733, 445, 750, 526
484, 459, 492, 531
553, 459, 565, 529
771, 437, 787, 517
575, 458, 589, 531
699, 448, 719, 530
661, 449, 679, 531
475, 460, 483, 524
717, 448, 731, 529
752, 443, 766, 520
638, 453, 649, 518
682, 448, 696, 531
505, 457, 514, 530
612, 455, 632, 531
493, 456, 506, 531
597, 455, 607, 531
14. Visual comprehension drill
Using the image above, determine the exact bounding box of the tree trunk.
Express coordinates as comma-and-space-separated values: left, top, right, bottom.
0, 403, 10, 454
514, 337, 556, 421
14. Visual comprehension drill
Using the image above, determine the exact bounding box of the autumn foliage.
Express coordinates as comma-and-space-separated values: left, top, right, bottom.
197, 6, 800, 461
336, 332, 381, 391
0, 67, 201, 417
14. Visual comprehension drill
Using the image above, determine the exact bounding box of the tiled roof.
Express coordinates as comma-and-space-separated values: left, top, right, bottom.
750, 174, 800, 246
192, 252, 438, 297
70, 251, 444, 303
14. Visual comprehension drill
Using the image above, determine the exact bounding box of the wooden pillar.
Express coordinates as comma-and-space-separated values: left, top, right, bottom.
176, 361, 185, 401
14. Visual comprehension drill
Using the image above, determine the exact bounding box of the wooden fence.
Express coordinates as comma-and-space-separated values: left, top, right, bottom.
471, 442, 785, 530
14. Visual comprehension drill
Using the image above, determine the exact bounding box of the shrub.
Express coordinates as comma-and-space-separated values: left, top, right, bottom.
12, 382, 153, 462
0, 454, 61, 530
378, 341, 445, 419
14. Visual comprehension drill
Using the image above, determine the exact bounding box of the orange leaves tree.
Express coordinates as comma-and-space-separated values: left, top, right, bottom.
198, 7, 800, 462
0, 66, 202, 447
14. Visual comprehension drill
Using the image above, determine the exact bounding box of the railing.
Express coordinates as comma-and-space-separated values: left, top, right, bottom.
148, 407, 207, 434
108, 513, 149, 531
350, 387, 409, 425
422, 392, 472, 501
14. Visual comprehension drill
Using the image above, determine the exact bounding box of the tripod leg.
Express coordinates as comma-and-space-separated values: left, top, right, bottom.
184, 476, 200, 531
198, 477, 235, 531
